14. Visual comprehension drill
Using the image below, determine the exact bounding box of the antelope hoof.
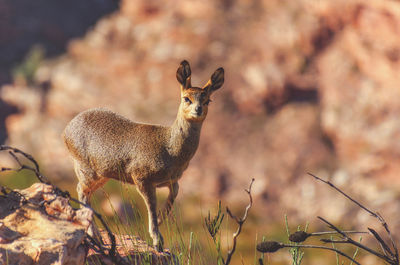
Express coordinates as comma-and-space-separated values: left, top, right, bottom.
153, 232, 164, 252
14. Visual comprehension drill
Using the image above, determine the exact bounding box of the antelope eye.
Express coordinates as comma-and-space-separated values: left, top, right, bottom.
184, 97, 192, 104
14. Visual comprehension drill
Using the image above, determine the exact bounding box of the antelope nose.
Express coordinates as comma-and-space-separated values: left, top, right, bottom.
195, 105, 202, 115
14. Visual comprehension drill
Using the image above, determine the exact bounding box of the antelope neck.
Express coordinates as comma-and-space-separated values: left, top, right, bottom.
168, 112, 202, 157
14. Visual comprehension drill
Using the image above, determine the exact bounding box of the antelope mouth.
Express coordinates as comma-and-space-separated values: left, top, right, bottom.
190, 111, 202, 117
187, 112, 205, 121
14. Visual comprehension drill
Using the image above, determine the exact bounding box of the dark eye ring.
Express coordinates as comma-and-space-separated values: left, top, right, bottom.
184, 97, 192, 104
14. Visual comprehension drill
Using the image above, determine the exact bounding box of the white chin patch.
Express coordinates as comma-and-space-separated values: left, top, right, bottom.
189, 113, 203, 120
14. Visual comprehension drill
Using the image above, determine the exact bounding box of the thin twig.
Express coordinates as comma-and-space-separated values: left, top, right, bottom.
257, 241, 361, 265
0, 145, 120, 263
318, 216, 393, 264
296, 244, 361, 265
69, 197, 116, 258
309, 172, 399, 263
225, 178, 254, 265
311, 231, 367, 236
85, 235, 130, 265
0, 145, 50, 185
308, 173, 373, 216
368, 227, 393, 259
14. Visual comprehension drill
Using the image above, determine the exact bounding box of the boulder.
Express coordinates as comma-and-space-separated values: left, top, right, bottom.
0, 182, 180, 265
87, 231, 179, 265
0, 183, 91, 265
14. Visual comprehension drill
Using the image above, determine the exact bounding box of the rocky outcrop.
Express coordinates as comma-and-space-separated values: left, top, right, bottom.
0, 182, 179, 265
87, 232, 178, 265
0, 183, 91, 265
0, 0, 118, 85
318, 0, 400, 185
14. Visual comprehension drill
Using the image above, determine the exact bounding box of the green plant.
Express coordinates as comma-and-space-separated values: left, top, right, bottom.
284, 216, 306, 265
12, 45, 44, 85
256, 173, 399, 265
205, 178, 255, 265
205, 200, 225, 265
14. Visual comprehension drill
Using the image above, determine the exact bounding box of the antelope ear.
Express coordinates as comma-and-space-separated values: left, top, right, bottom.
176, 60, 192, 89
204, 67, 224, 93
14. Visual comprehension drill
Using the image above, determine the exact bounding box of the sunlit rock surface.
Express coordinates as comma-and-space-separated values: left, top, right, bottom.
0, 183, 91, 265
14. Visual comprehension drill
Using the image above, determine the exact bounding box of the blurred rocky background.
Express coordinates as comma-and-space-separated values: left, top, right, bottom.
1, 0, 400, 264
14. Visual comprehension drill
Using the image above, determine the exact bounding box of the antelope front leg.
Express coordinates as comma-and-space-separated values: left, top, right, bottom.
158, 182, 179, 225
136, 182, 164, 251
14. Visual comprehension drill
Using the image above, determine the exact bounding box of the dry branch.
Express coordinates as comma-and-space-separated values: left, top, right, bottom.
0, 145, 124, 264
309, 172, 399, 265
225, 178, 255, 265
257, 240, 361, 265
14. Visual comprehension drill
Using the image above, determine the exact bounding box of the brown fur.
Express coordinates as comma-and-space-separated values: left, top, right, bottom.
62, 60, 224, 250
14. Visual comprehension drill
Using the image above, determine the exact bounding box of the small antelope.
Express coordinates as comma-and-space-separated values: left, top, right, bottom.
63, 60, 224, 250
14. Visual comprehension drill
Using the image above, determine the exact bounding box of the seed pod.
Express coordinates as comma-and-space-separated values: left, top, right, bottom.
256, 241, 284, 253
289, 231, 310, 243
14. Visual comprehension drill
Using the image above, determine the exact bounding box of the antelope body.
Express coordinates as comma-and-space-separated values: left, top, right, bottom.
63, 61, 224, 250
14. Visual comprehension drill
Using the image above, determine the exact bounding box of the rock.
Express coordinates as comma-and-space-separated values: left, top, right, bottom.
317, 0, 400, 188
87, 231, 179, 265
0, 222, 20, 244
0, 181, 180, 265
0, 183, 91, 265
